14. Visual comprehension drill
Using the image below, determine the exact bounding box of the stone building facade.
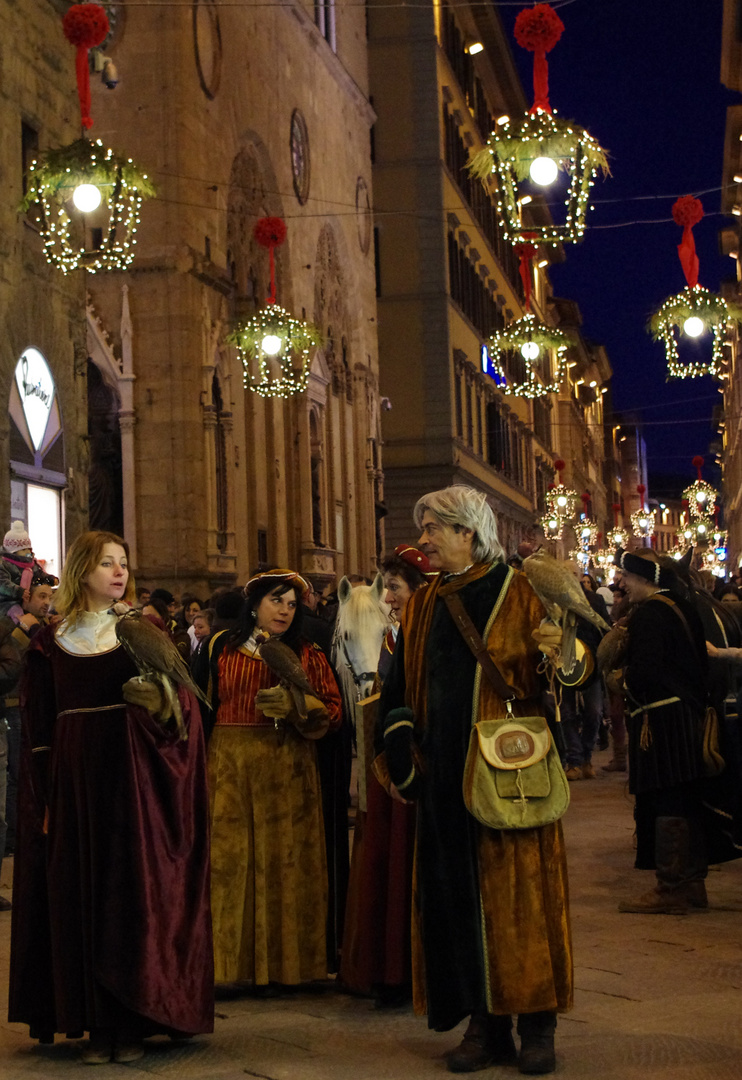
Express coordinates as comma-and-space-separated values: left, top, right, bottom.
3, 0, 381, 592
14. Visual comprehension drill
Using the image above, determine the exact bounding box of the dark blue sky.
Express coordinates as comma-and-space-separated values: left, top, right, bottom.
498, 0, 739, 490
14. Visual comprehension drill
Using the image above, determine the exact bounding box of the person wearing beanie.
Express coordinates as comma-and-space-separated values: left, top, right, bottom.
0, 522, 53, 622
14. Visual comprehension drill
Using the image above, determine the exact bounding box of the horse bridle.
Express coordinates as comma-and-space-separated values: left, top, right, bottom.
332, 624, 378, 698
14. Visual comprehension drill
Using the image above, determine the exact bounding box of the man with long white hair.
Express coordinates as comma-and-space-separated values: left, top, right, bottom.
375, 485, 589, 1076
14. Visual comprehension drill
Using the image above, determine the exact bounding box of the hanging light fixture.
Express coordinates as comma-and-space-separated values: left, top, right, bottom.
649, 197, 742, 378
485, 241, 572, 397
20, 5, 155, 274
228, 217, 322, 398
468, 4, 609, 247
631, 484, 656, 541
682, 455, 718, 520
607, 502, 629, 548
544, 459, 578, 523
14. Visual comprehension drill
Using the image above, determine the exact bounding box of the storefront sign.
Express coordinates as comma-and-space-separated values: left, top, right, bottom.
15, 348, 55, 451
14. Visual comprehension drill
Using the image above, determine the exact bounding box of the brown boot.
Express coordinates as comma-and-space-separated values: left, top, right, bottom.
619, 816, 707, 914
445, 1013, 516, 1073
601, 750, 627, 772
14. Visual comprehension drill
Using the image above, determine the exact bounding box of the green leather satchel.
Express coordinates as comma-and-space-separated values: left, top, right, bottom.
444, 591, 570, 831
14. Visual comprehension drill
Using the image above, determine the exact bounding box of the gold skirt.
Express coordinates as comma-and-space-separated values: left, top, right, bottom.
208, 725, 328, 985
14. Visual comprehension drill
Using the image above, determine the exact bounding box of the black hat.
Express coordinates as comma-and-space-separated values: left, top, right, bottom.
151, 588, 175, 605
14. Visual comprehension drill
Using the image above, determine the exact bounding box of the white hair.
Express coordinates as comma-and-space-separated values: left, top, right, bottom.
413, 485, 505, 564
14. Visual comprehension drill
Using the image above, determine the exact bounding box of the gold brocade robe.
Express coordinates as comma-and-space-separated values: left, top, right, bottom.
377, 563, 574, 1029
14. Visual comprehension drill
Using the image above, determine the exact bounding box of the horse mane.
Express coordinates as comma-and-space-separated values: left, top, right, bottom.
335, 584, 389, 640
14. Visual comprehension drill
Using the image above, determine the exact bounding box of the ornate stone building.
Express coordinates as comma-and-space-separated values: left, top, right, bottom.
2, 0, 381, 592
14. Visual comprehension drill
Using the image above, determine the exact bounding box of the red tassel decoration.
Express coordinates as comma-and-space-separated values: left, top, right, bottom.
514, 4, 565, 114
62, 4, 110, 130
553, 458, 566, 483
672, 196, 704, 289
514, 240, 538, 310
692, 454, 705, 480
254, 217, 287, 304
636, 484, 646, 511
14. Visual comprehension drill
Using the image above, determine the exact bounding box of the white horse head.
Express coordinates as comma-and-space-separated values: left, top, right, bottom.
332, 572, 391, 709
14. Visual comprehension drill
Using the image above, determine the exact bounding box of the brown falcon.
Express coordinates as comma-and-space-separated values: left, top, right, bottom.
522, 550, 610, 675
116, 609, 206, 739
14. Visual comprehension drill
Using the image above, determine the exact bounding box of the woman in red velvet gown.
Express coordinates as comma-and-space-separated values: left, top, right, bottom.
8, 531, 213, 1064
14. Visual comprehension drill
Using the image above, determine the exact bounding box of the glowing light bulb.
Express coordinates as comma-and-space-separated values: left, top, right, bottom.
697, 491, 707, 503
261, 334, 283, 355
683, 316, 705, 338
72, 183, 102, 213
581, 528, 591, 539
520, 341, 540, 361
556, 496, 567, 508
698, 524, 706, 534
548, 519, 558, 530
684, 529, 692, 539
529, 156, 559, 186
639, 518, 647, 528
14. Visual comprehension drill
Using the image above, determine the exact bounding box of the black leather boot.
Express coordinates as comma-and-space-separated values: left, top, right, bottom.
445, 1012, 516, 1073
517, 1011, 556, 1075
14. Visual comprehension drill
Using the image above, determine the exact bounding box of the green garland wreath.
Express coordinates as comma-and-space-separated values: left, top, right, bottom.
649, 284, 742, 379
488, 314, 573, 398
20, 138, 155, 274
469, 109, 609, 246
227, 304, 323, 398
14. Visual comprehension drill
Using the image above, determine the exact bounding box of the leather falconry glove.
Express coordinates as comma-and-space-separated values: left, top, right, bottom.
255, 685, 330, 739
122, 676, 174, 721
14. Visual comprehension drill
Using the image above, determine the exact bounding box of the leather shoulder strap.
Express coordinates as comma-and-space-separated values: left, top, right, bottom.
443, 592, 515, 701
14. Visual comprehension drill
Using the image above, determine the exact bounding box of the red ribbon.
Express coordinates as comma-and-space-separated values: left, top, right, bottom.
677, 227, 699, 288
531, 50, 551, 113
75, 46, 94, 129
515, 241, 537, 310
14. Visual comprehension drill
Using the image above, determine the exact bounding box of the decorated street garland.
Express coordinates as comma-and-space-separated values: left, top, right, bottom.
21, 139, 155, 274
544, 459, 578, 521
606, 502, 629, 549
682, 456, 718, 519
486, 312, 571, 398
20, 5, 155, 274
227, 218, 322, 398
630, 484, 655, 541
539, 511, 564, 542
468, 4, 609, 247
649, 197, 742, 378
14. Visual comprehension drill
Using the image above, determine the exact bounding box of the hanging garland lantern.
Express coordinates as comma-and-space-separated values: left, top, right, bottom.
649, 197, 742, 378
19, 6, 155, 274
539, 511, 564, 542
607, 502, 629, 548
468, 4, 609, 247
21, 138, 155, 273
227, 217, 322, 398
682, 455, 718, 519
631, 484, 655, 540
486, 244, 571, 397
544, 460, 578, 520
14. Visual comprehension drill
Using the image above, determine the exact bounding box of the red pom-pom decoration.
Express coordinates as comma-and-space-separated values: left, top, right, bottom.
672, 196, 704, 230
62, 4, 109, 130
612, 503, 621, 512
254, 217, 287, 249
62, 3, 109, 48
692, 455, 705, 469
636, 484, 646, 494
553, 459, 566, 473
514, 4, 564, 53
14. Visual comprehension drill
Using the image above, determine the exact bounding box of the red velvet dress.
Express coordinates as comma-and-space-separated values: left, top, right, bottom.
8, 626, 214, 1040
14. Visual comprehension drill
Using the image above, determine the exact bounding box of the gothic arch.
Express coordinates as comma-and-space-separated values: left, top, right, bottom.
226, 133, 291, 315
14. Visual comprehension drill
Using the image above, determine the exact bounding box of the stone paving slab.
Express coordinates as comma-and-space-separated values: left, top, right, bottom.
1, 750, 742, 1078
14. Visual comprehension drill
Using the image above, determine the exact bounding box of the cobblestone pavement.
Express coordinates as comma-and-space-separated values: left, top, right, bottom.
1, 748, 742, 1078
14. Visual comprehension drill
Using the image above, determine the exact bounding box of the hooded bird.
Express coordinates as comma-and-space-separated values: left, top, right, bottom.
522, 550, 610, 675
116, 609, 206, 739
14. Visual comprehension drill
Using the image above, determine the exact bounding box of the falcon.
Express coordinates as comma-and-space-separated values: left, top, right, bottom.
116, 609, 206, 739
522, 550, 610, 675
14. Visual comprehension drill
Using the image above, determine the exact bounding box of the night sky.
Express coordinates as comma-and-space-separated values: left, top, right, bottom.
498, 0, 738, 495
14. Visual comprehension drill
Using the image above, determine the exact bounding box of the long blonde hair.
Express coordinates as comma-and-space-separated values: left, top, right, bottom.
54, 531, 136, 621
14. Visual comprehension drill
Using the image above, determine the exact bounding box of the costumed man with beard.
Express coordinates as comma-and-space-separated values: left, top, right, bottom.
375, 486, 595, 1076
